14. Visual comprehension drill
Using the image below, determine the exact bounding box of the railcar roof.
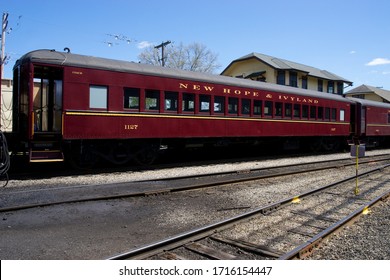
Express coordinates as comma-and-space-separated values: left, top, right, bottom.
15, 49, 353, 103
346, 97, 390, 109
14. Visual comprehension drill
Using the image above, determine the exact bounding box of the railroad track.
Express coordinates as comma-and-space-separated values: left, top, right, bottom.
1, 155, 390, 212
107, 164, 390, 260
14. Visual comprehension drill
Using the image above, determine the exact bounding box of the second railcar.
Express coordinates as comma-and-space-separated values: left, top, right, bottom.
348, 97, 390, 147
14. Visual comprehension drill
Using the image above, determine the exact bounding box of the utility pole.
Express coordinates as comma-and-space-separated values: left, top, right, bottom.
0, 12, 8, 130
154, 40, 171, 67
1, 12, 9, 79
0, 13, 8, 131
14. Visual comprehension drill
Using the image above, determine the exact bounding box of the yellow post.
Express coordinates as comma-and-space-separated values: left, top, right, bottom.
354, 144, 359, 195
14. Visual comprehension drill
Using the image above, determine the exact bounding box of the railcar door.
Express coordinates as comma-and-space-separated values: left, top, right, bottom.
30, 66, 64, 162
360, 106, 366, 135
33, 66, 63, 133
352, 102, 366, 137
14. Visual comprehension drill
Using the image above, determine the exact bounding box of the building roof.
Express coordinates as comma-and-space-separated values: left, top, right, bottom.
345, 84, 390, 102
221, 52, 352, 84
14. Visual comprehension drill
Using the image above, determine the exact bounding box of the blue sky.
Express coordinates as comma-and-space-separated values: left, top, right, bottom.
2, 0, 390, 90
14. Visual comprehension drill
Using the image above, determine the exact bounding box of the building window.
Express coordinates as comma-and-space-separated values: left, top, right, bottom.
90, 85, 107, 109
302, 76, 308, 89
318, 80, 323, 92
327, 81, 334, 93
124, 88, 140, 109
337, 82, 343, 95
289, 71, 298, 87
277, 70, 285, 85
352, 94, 365, 99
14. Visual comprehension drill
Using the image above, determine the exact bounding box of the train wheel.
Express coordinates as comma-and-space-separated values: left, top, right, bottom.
110, 143, 130, 165
309, 139, 322, 152
321, 137, 339, 151
133, 143, 159, 165
67, 142, 99, 169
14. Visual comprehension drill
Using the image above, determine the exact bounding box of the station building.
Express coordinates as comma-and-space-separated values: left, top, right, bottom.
1, 78, 12, 131
221, 52, 353, 95
344, 84, 390, 103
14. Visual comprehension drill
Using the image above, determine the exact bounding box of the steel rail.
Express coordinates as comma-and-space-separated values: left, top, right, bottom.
2, 156, 389, 213
107, 163, 390, 260
279, 188, 390, 260
148, 154, 390, 182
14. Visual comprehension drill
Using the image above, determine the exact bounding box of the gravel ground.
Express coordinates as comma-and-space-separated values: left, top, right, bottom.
6, 148, 390, 189
0, 149, 389, 259
308, 198, 390, 260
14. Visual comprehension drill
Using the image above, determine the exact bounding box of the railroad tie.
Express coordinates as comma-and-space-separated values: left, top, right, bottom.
185, 242, 237, 260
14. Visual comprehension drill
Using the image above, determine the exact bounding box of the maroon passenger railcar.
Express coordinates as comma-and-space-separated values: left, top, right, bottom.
12, 50, 354, 164
347, 97, 390, 146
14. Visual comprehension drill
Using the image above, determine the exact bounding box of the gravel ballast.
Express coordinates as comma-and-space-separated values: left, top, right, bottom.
0, 149, 389, 259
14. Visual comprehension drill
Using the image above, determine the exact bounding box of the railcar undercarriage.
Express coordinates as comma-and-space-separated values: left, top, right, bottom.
61, 135, 351, 167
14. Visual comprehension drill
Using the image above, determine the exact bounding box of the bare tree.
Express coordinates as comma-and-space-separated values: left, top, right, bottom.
138, 42, 220, 74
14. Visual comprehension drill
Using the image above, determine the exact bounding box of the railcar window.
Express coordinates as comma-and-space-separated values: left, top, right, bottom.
302, 105, 309, 119
253, 100, 262, 116
90, 85, 107, 109
164, 91, 178, 112
199, 94, 211, 113
242, 99, 251, 115
331, 108, 337, 121
124, 88, 140, 110
340, 109, 345, 121
318, 107, 324, 120
264, 101, 273, 117
228, 97, 238, 114
310, 106, 316, 119
182, 93, 195, 112
325, 107, 331, 120
388, 113, 390, 124
285, 103, 292, 118
275, 102, 282, 117
293, 104, 300, 118
214, 96, 225, 113
145, 90, 160, 110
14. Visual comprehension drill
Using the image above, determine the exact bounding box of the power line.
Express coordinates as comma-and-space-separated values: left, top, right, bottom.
104, 33, 135, 47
